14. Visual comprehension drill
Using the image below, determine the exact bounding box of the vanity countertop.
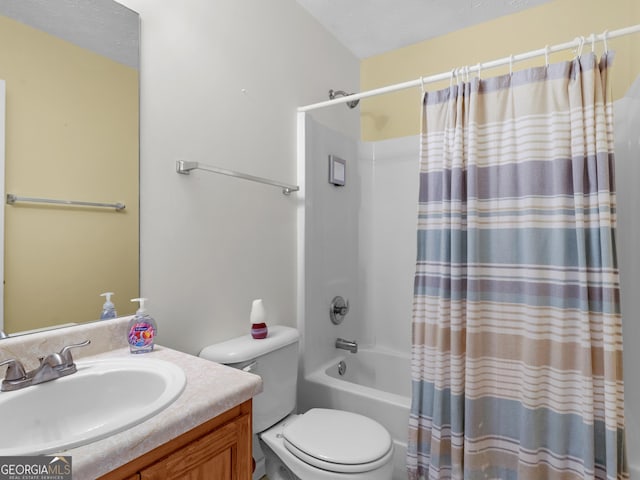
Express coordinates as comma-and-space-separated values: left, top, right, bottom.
67, 345, 262, 479
0, 317, 263, 480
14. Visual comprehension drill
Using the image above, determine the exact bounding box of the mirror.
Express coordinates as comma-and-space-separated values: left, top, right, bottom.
0, 0, 140, 335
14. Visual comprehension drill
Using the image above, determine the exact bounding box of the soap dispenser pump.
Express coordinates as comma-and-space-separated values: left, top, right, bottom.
99, 292, 117, 320
128, 298, 157, 354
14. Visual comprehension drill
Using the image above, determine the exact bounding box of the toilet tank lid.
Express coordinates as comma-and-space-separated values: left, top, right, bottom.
199, 325, 299, 364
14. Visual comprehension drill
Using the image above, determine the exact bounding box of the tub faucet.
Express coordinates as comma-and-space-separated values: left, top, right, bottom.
335, 338, 358, 354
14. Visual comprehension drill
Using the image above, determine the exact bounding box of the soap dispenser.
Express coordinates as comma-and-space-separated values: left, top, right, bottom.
99, 292, 117, 320
128, 298, 157, 354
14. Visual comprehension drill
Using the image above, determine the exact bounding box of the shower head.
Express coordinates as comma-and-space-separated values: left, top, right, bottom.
329, 89, 360, 109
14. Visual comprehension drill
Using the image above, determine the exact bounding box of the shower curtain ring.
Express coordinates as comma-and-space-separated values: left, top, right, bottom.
602, 29, 609, 53
544, 45, 550, 67
576, 36, 585, 58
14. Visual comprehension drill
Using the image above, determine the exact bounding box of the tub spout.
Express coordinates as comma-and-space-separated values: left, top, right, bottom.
335, 338, 358, 354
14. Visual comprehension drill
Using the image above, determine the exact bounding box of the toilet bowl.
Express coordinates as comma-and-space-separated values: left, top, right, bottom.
199, 326, 394, 480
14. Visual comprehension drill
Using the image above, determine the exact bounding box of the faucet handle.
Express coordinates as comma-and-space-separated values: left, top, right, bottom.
330, 296, 350, 325
59, 340, 91, 366
39, 353, 66, 369
0, 358, 27, 381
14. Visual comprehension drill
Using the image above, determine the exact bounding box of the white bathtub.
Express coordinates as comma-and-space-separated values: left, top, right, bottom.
298, 348, 411, 480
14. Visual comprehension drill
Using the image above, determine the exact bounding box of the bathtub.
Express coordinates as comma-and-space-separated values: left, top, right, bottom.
298, 348, 411, 480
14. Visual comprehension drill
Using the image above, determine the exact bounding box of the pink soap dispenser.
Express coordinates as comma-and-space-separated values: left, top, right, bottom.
250, 299, 268, 339
128, 298, 157, 354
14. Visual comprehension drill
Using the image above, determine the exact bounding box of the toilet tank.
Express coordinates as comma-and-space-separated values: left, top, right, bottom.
199, 325, 299, 433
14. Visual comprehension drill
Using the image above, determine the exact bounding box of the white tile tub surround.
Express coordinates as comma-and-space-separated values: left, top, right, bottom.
615, 81, 640, 480
300, 119, 418, 480
0, 317, 263, 479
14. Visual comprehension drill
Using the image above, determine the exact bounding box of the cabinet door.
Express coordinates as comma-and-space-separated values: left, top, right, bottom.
139, 412, 251, 480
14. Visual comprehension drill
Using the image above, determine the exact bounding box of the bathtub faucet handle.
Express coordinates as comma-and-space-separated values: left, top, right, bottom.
330, 296, 350, 325
337, 300, 349, 316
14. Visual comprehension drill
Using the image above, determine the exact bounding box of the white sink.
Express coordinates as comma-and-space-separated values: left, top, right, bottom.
0, 357, 186, 455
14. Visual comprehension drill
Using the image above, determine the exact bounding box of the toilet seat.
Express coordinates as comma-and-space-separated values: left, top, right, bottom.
282, 409, 393, 474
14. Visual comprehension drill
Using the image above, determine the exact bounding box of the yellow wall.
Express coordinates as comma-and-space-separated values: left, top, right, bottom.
361, 0, 640, 140
0, 16, 139, 332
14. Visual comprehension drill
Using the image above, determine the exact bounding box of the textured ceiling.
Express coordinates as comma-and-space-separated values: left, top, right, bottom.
0, 1, 554, 68
295, 0, 553, 59
0, 0, 139, 68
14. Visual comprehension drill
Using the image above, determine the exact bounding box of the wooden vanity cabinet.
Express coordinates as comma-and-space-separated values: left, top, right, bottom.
98, 400, 252, 480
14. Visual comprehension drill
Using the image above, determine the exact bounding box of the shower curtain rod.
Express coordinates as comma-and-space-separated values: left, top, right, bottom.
298, 23, 640, 113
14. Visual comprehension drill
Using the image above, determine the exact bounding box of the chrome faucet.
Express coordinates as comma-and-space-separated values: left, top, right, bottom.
0, 340, 91, 392
335, 338, 358, 354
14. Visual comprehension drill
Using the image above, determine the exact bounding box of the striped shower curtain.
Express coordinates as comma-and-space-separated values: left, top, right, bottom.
408, 52, 627, 480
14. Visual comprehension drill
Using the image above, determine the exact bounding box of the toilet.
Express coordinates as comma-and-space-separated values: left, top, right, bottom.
199, 325, 394, 480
